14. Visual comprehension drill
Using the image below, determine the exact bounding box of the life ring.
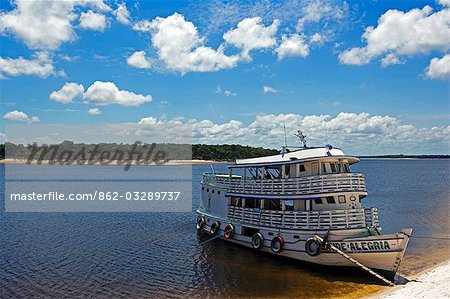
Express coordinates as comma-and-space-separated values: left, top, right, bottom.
271, 236, 284, 253
224, 224, 235, 239
210, 221, 220, 235
251, 232, 264, 250
196, 216, 206, 230
305, 237, 322, 256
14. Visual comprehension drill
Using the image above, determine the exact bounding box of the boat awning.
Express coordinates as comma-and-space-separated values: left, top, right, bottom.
229, 147, 359, 168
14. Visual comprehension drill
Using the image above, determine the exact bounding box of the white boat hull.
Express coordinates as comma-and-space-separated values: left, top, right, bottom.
197, 211, 411, 279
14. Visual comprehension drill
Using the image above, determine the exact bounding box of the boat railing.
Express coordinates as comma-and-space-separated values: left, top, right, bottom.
227, 206, 379, 230
203, 172, 366, 196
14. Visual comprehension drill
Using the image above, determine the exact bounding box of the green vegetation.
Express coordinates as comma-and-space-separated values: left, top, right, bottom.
192, 144, 279, 161
1, 141, 279, 162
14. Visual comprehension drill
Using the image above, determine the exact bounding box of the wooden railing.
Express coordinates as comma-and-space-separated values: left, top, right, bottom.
227, 206, 379, 230
203, 172, 366, 197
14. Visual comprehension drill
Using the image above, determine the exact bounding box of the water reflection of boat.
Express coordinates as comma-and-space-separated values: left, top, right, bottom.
196, 132, 412, 281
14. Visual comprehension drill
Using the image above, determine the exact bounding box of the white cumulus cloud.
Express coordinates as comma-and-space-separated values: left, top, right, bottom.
3, 110, 39, 123
380, 53, 403, 67
276, 33, 309, 60
224, 90, 237, 96
49, 82, 84, 103
147, 13, 240, 73
296, 0, 348, 31
132, 19, 152, 32
0, 52, 56, 78
426, 54, 450, 79
113, 2, 130, 25
131, 112, 450, 154
83, 81, 152, 106
79, 10, 107, 31
339, 5, 450, 66
263, 85, 278, 94
0, 0, 111, 50
88, 108, 101, 115
223, 17, 280, 60
127, 51, 152, 69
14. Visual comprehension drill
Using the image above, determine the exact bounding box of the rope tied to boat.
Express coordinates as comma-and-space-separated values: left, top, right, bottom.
406, 235, 450, 241
314, 234, 396, 287
198, 229, 233, 246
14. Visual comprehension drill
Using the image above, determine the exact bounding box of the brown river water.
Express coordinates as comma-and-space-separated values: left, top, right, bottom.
0, 160, 449, 298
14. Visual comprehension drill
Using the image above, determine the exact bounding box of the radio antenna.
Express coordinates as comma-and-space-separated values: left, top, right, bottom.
294, 130, 307, 148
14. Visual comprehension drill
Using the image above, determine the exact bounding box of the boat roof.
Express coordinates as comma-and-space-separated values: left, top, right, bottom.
230, 147, 359, 168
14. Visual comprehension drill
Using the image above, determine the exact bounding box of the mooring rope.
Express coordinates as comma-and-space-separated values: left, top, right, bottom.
314, 235, 396, 286
198, 229, 232, 246
400, 231, 450, 241
410, 236, 450, 240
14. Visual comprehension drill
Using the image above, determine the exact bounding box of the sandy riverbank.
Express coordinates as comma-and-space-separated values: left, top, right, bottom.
368, 261, 450, 299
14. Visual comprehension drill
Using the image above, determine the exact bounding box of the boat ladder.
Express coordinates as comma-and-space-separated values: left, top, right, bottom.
314, 235, 395, 286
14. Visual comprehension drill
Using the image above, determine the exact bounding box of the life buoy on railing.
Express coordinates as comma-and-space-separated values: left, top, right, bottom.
224, 224, 234, 239
196, 216, 206, 230
271, 236, 284, 253
305, 237, 322, 256
210, 221, 220, 235
251, 232, 264, 250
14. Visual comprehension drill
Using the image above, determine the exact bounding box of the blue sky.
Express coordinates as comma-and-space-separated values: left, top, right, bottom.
0, 0, 449, 154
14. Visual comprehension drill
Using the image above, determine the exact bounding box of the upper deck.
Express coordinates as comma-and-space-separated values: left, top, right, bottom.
202, 145, 367, 207
231, 146, 359, 168
203, 172, 367, 199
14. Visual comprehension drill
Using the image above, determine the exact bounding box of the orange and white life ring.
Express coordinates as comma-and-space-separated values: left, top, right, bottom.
224, 224, 235, 239
271, 236, 284, 253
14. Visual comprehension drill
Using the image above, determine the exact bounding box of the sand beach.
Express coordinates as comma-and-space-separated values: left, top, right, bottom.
368, 261, 450, 299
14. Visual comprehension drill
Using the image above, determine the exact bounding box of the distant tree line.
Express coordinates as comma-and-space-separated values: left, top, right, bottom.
192, 144, 279, 160
1, 142, 448, 161
1, 141, 279, 162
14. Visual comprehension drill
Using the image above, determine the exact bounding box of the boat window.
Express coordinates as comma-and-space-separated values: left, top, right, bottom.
229, 197, 241, 206
322, 163, 327, 174
202, 186, 204, 190
314, 199, 322, 204
244, 198, 259, 209
266, 167, 281, 179
284, 200, 294, 211
299, 164, 306, 172
247, 168, 257, 179
217, 191, 221, 195
311, 162, 319, 175
266, 199, 281, 210
330, 163, 337, 173
338, 195, 346, 203
212, 190, 215, 193
284, 166, 290, 178
343, 163, 350, 173
326, 197, 335, 204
